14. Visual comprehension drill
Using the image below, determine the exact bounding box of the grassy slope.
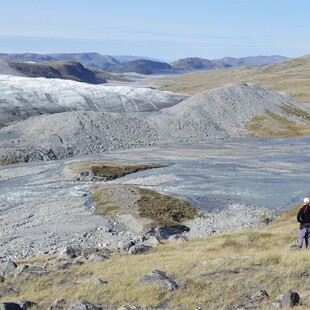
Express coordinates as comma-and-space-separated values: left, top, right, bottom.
2, 205, 310, 309
150, 55, 310, 102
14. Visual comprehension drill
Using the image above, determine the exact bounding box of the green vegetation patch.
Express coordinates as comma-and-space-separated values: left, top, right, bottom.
0, 155, 29, 165
281, 103, 310, 121
91, 189, 119, 216
246, 112, 310, 138
137, 188, 197, 227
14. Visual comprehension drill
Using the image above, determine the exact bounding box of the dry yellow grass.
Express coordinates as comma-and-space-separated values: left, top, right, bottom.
2, 205, 310, 309
150, 55, 310, 102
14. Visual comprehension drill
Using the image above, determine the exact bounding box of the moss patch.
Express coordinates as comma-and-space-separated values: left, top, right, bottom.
137, 188, 197, 227
69, 162, 164, 180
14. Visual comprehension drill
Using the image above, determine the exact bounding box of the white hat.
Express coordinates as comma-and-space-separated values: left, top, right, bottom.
304, 197, 310, 204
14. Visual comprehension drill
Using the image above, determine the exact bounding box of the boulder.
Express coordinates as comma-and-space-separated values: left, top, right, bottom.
0, 303, 22, 310
89, 277, 107, 285
68, 299, 101, 310
14, 264, 48, 277
281, 291, 300, 308
0, 261, 17, 278
129, 245, 152, 255
223, 286, 269, 309
141, 270, 179, 291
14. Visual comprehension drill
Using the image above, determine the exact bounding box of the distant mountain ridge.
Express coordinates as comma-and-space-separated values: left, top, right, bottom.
0, 52, 289, 77
171, 55, 288, 71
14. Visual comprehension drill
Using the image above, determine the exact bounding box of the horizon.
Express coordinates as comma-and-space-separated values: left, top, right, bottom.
0, 0, 309, 61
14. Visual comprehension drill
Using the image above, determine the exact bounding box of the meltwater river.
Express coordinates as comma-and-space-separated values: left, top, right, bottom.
1, 136, 310, 214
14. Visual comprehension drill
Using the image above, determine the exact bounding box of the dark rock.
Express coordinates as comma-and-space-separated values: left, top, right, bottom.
146, 225, 190, 241
65, 246, 82, 259
129, 244, 152, 255
0, 288, 18, 297
68, 299, 101, 310
281, 291, 300, 308
0, 303, 22, 310
141, 270, 179, 291
0, 261, 17, 278
16, 300, 37, 310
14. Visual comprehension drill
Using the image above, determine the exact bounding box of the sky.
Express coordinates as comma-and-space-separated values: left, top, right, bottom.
0, 0, 309, 61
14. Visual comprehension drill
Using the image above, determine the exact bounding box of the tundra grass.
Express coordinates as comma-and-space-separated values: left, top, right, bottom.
2, 204, 310, 309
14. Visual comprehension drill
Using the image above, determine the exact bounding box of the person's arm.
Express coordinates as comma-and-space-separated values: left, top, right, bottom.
297, 207, 304, 223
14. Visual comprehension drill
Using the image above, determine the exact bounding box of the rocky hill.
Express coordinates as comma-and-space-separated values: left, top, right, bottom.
212, 55, 287, 68
106, 59, 173, 75
1, 82, 309, 162
0, 75, 188, 127
170, 57, 220, 71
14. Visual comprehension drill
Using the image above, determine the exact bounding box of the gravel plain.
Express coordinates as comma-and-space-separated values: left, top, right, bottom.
0, 81, 308, 259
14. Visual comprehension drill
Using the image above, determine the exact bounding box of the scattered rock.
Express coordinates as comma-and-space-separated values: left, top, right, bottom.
281, 291, 300, 308
128, 244, 152, 255
141, 269, 179, 291
68, 299, 101, 310
223, 286, 269, 309
0, 261, 17, 278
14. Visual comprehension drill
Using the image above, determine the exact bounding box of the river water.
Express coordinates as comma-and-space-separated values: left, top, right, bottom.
1, 136, 310, 214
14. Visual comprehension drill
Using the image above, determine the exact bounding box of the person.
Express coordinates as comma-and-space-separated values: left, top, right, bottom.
297, 197, 310, 249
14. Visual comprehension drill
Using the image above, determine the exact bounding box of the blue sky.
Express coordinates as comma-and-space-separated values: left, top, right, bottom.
0, 0, 309, 61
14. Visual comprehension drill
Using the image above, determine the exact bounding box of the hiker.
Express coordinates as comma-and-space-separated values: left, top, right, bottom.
297, 197, 310, 249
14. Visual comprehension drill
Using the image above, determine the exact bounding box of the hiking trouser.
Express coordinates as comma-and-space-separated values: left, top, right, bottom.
298, 224, 310, 249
